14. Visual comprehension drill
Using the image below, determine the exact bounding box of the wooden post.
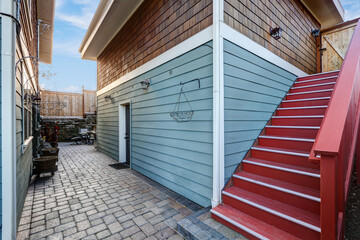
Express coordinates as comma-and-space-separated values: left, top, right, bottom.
316, 34, 322, 73
320, 154, 337, 240
357, 126, 360, 185
82, 86, 85, 118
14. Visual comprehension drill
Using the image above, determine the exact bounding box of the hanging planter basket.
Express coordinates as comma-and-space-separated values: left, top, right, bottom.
170, 79, 200, 123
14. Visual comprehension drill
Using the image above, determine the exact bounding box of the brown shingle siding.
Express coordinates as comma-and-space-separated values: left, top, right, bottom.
97, 0, 213, 90
224, 0, 320, 74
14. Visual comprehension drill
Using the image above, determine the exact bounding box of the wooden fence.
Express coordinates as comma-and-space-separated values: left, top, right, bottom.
40, 89, 97, 117
321, 18, 359, 72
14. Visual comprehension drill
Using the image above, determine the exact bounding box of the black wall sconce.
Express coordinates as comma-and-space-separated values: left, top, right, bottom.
140, 78, 151, 90
312, 29, 320, 38
270, 27, 282, 40
104, 95, 112, 102
31, 92, 41, 106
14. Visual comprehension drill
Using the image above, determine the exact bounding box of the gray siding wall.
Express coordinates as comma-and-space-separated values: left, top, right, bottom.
224, 39, 297, 182
97, 42, 213, 207
0, 17, 2, 237
15, 55, 33, 225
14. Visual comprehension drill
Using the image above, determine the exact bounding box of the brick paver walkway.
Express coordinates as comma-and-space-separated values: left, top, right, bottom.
17, 143, 202, 240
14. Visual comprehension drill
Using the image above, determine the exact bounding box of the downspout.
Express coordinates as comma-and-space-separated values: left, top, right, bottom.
37, 20, 41, 59
1, 0, 17, 239
212, 0, 225, 208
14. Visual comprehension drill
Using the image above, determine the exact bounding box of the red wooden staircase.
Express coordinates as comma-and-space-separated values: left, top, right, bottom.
211, 71, 340, 240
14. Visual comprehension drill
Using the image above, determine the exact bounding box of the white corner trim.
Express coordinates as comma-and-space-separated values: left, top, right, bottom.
97, 25, 213, 96
220, 22, 308, 77
212, 0, 225, 208
1, 1, 17, 239
22, 136, 34, 154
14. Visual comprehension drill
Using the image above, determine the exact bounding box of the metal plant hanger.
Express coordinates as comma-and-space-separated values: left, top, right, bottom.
170, 78, 200, 123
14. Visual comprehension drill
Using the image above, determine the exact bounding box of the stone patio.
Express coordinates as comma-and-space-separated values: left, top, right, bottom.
16, 143, 202, 240
16, 143, 246, 240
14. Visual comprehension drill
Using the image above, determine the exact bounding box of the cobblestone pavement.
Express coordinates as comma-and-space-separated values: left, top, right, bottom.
17, 143, 202, 240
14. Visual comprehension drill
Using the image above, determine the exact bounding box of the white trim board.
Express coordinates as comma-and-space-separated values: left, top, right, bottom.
212, 0, 225, 208
1, 1, 17, 239
118, 100, 131, 164
220, 22, 307, 77
97, 26, 213, 96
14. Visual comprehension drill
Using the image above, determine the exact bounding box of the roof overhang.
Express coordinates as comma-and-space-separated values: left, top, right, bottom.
37, 0, 55, 64
79, 0, 144, 61
301, 0, 344, 29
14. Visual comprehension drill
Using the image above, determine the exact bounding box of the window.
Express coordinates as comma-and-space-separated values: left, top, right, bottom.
23, 88, 32, 140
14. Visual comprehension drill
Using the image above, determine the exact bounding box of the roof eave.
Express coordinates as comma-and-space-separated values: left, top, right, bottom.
301, 0, 344, 29
79, 0, 144, 61
37, 0, 55, 64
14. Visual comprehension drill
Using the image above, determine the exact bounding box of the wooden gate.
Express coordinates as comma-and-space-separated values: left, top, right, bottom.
321, 19, 359, 72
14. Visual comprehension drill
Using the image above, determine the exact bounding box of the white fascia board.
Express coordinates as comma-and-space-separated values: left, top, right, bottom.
1, 0, 17, 239
220, 22, 308, 77
79, 0, 113, 58
79, 0, 144, 60
97, 26, 213, 96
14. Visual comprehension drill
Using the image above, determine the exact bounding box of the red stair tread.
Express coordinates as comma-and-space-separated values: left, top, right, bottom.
212, 204, 302, 240
233, 171, 320, 199
252, 145, 310, 156
297, 71, 339, 81
291, 82, 336, 89
294, 76, 338, 86
244, 158, 320, 175
224, 186, 320, 228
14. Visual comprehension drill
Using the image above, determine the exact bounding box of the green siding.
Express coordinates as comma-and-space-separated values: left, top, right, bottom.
15, 30, 33, 226
16, 84, 33, 225
97, 42, 213, 207
223, 39, 297, 182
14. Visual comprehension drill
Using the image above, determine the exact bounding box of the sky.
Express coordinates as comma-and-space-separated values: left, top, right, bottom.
39, 0, 360, 93
39, 0, 100, 93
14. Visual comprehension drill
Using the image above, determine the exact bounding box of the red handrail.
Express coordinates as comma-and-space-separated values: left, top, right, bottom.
310, 20, 360, 240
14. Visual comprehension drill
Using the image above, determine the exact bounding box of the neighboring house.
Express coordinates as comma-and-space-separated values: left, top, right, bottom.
0, 0, 55, 239
80, 0, 356, 238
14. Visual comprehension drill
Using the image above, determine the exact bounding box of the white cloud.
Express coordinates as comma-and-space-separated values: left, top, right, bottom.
53, 38, 82, 57
55, 0, 99, 30
55, 0, 65, 8
56, 11, 95, 29
341, 0, 360, 20
40, 83, 46, 90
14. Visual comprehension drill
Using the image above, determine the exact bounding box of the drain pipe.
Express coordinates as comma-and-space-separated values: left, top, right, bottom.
1, 0, 17, 239
212, 0, 225, 208
37, 20, 42, 59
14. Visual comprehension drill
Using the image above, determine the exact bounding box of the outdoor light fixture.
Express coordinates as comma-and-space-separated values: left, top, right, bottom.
140, 79, 151, 90
32, 92, 41, 106
104, 95, 112, 102
270, 27, 282, 40
312, 29, 320, 38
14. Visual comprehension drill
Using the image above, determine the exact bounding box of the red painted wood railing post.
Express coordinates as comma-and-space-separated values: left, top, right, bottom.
357, 126, 360, 185
321, 154, 337, 240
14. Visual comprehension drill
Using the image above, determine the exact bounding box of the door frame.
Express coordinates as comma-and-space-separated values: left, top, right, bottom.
118, 100, 131, 166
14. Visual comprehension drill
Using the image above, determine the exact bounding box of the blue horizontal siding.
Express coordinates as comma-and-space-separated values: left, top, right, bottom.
97, 42, 213, 207
223, 39, 297, 182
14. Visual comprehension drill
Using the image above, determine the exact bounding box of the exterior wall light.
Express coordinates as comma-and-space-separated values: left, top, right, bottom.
140, 79, 151, 90
31, 92, 41, 106
104, 95, 112, 102
270, 27, 282, 40
312, 29, 320, 37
